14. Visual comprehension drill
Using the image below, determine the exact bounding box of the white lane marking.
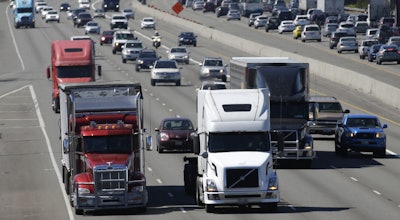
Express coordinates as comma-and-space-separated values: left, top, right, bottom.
156, 179, 162, 184
373, 190, 381, 195
350, 177, 358, 182
288, 205, 296, 210
28, 85, 74, 220
5, 5, 25, 70
168, 193, 174, 198
180, 207, 187, 213
386, 149, 398, 157
147, 167, 153, 172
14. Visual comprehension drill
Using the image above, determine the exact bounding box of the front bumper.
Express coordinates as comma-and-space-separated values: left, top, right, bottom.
204, 189, 279, 205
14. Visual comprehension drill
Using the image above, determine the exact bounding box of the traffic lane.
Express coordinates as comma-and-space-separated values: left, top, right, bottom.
140, 0, 400, 90
0, 86, 70, 220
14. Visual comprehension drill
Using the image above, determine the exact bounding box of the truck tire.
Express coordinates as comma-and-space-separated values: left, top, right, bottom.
75, 208, 83, 215
63, 167, 70, 195
52, 97, 60, 113
176, 80, 181, 86
221, 75, 227, 82
205, 204, 215, 213
184, 164, 196, 195
151, 79, 156, 86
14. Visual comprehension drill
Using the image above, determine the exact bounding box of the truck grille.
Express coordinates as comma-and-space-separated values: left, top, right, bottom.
94, 169, 127, 192
226, 168, 259, 188
355, 132, 375, 139
271, 130, 298, 148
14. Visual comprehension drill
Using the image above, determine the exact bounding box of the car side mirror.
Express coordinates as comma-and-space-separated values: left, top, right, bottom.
154, 127, 159, 132
382, 124, 388, 129
343, 109, 350, 113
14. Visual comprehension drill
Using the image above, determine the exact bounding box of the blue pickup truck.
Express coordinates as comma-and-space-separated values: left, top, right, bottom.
335, 114, 387, 158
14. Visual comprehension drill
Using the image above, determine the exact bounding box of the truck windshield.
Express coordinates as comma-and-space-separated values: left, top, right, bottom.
84, 135, 132, 153
57, 66, 92, 78
208, 132, 270, 152
17, 8, 33, 13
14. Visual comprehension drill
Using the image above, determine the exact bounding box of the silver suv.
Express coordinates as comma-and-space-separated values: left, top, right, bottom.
308, 96, 350, 135
121, 40, 144, 63
112, 30, 136, 54
199, 57, 228, 82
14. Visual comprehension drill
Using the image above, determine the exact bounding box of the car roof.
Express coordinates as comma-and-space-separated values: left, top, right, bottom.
345, 114, 378, 119
309, 96, 338, 102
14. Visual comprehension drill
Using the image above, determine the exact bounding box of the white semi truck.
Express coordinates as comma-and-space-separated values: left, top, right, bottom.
183, 88, 280, 213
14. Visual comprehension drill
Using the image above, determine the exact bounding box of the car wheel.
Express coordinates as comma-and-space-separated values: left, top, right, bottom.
265, 28, 269, 32
338, 50, 341, 53
329, 45, 333, 49
157, 145, 163, 153
221, 75, 227, 82
176, 80, 181, 86
302, 39, 305, 42
135, 66, 140, 72
255, 26, 258, 29
193, 43, 197, 47
186, 60, 189, 64
368, 58, 372, 62
112, 49, 116, 55
377, 60, 381, 65
122, 59, 126, 63
354, 50, 358, 53
360, 55, 364, 59
100, 42, 103, 46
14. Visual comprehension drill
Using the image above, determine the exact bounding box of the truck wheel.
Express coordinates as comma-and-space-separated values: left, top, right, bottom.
176, 80, 181, 86
52, 98, 60, 113
373, 149, 386, 158
151, 79, 156, 86
195, 180, 204, 206
184, 164, 196, 195
63, 167, 70, 195
75, 208, 83, 215
135, 66, 140, 72
205, 204, 215, 213
122, 59, 126, 63
221, 75, 227, 82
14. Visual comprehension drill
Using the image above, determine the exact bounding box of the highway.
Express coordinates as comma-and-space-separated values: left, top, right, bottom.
0, 0, 400, 219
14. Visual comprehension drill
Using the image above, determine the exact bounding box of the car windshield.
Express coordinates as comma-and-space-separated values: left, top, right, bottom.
84, 135, 132, 154
181, 32, 194, 37
155, 61, 177, 69
126, 42, 142, 48
162, 120, 193, 130
48, 11, 57, 15
364, 41, 377, 46
341, 23, 354, 28
208, 132, 270, 152
124, 9, 133, 12
204, 59, 223, 66
79, 13, 91, 18
144, 18, 154, 22
342, 38, 355, 42
87, 22, 97, 26
319, 102, 342, 113
117, 33, 134, 40
346, 118, 380, 128
140, 52, 157, 58
114, 16, 126, 20
171, 48, 187, 53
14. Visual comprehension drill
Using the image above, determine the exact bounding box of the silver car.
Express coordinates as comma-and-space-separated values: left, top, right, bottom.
337, 22, 356, 37
358, 39, 378, 59
122, 8, 135, 19
121, 40, 144, 63
199, 57, 228, 82
84, 21, 101, 35
337, 36, 358, 53
93, 9, 105, 18
322, 23, 338, 37
253, 15, 268, 29
167, 46, 190, 64
227, 9, 241, 21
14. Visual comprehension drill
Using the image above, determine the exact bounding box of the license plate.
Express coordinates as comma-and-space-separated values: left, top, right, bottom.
175, 141, 182, 146
238, 198, 248, 205
361, 140, 369, 145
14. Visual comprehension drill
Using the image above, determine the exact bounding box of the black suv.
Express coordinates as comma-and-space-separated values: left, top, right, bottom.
135, 49, 160, 72
265, 16, 279, 32
74, 12, 92, 28
329, 31, 348, 49
178, 32, 197, 47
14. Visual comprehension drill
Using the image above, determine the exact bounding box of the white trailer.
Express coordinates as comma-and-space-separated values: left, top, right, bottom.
317, 0, 344, 16
184, 89, 280, 213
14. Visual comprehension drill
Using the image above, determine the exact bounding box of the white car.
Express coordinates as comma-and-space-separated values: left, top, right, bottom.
151, 60, 182, 86
110, 14, 128, 29
41, 6, 53, 19
78, 1, 90, 9
301, 24, 321, 42
35, 1, 47, 13
199, 57, 228, 82
85, 21, 101, 35
278, 20, 296, 34
122, 8, 135, 19
45, 10, 60, 23
167, 46, 190, 64
141, 17, 156, 29
337, 22, 356, 36
293, 15, 310, 26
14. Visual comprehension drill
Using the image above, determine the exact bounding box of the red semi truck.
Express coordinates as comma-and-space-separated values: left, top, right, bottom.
46, 39, 101, 113
59, 82, 149, 215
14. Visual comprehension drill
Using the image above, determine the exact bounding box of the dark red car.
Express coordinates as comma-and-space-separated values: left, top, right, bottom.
155, 117, 195, 153
99, 30, 115, 45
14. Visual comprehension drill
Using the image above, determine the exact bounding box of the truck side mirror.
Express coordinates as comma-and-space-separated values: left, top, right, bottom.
63, 138, 69, 153
46, 67, 51, 79
343, 109, 350, 113
146, 135, 152, 151
192, 134, 200, 155
97, 65, 102, 77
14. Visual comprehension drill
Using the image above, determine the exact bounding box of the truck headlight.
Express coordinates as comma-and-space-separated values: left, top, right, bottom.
268, 176, 278, 191
78, 188, 90, 195
345, 132, 355, 138
138, 60, 143, 64
376, 132, 385, 138
206, 179, 217, 192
